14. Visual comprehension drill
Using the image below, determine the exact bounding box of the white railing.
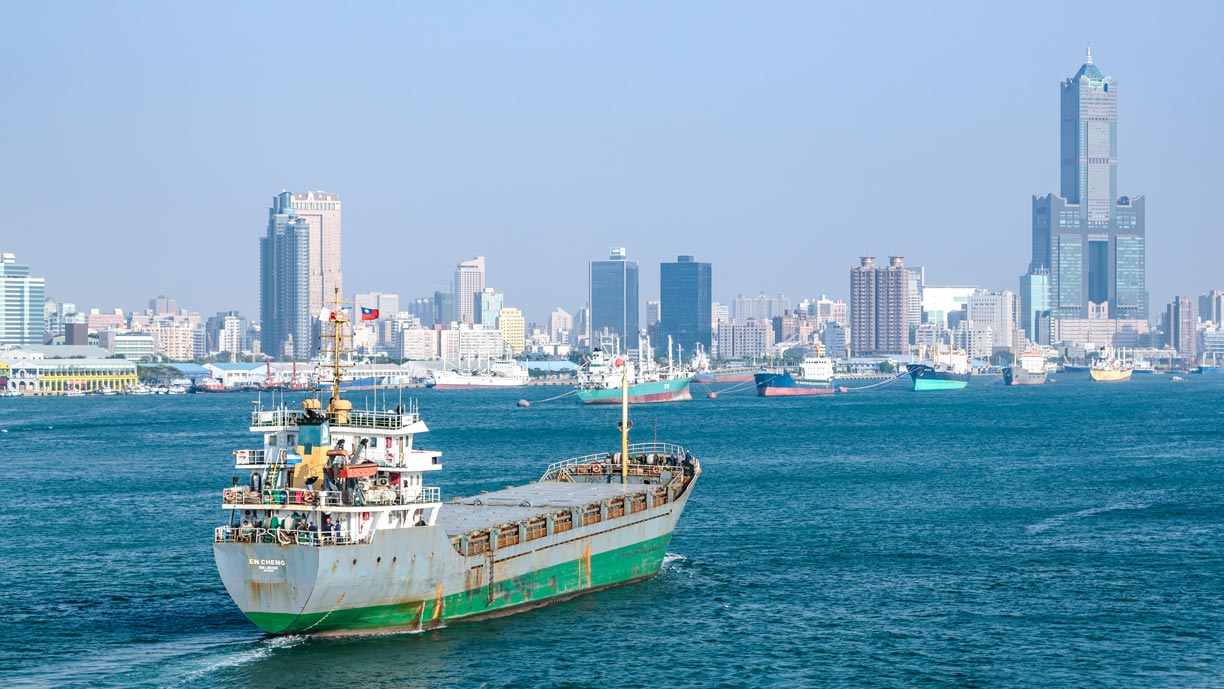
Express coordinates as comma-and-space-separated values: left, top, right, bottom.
214, 525, 369, 547
222, 486, 439, 508
249, 407, 420, 430
540, 442, 691, 481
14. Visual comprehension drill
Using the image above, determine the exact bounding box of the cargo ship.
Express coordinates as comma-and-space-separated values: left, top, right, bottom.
754, 356, 836, 396
907, 348, 972, 391
1003, 351, 1048, 386
576, 337, 692, 404
213, 297, 701, 635
1089, 360, 1133, 382
426, 358, 530, 389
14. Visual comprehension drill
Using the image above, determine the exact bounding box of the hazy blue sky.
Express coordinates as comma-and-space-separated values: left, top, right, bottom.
2, 1, 1220, 324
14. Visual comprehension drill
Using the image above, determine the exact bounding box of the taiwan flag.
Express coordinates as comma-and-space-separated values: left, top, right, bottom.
360, 306, 379, 321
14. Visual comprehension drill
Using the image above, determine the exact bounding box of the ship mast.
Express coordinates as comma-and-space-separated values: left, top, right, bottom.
620, 358, 630, 483
322, 287, 353, 423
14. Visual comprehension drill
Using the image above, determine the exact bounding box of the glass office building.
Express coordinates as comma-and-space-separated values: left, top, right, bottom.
588, 248, 639, 350
659, 255, 712, 354
259, 192, 313, 359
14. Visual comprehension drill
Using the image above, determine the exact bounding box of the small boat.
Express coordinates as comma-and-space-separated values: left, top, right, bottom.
1172, 375, 1186, 382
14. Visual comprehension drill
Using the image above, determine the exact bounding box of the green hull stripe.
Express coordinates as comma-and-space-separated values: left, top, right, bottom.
245, 532, 673, 634
912, 379, 968, 391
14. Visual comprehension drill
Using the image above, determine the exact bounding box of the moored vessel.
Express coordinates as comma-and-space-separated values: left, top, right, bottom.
213, 294, 701, 635
754, 356, 837, 396
907, 348, 972, 391
426, 358, 530, 389
1089, 354, 1133, 382
576, 337, 692, 404
1004, 351, 1048, 386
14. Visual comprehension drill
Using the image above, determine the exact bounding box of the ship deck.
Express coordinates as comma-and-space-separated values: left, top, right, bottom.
436, 481, 647, 537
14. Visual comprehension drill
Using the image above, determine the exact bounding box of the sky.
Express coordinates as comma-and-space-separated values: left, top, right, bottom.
2, 1, 1221, 325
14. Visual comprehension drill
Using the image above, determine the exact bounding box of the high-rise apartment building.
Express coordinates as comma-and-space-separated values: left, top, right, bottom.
259, 192, 312, 359
454, 256, 486, 325
288, 191, 343, 318
1198, 290, 1224, 326
589, 248, 639, 347
549, 307, 573, 344
498, 307, 525, 355
659, 255, 712, 354
1165, 296, 1197, 359
850, 256, 911, 356
205, 311, 250, 355
477, 288, 504, 329
966, 289, 1022, 353
0, 252, 46, 346
1029, 49, 1146, 322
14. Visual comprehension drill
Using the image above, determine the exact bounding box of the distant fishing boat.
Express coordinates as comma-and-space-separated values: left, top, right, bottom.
1089, 356, 1132, 383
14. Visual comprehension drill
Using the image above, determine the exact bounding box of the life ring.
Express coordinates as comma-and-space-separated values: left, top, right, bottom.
362, 512, 371, 521
650, 466, 661, 475
223, 489, 235, 503
304, 492, 317, 504
588, 462, 603, 474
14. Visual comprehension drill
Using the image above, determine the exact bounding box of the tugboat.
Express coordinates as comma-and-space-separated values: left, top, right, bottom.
213, 292, 701, 635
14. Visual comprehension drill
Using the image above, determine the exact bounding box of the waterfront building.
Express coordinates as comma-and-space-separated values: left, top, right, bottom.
1051, 313, 1150, 348
1165, 296, 1197, 359
659, 255, 712, 354
716, 319, 775, 360
952, 321, 994, 360
454, 256, 486, 325
259, 192, 312, 359
1198, 290, 1224, 327
439, 324, 506, 360
0, 253, 46, 346
589, 248, 639, 346
498, 307, 525, 355
287, 191, 343, 318
1200, 327, 1224, 359
0, 352, 137, 395
396, 326, 439, 360
549, 308, 573, 344
477, 288, 504, 329
1029, 49, 1147, 324
822, 322, 849, 359
966, 290, 1022, 353
1019, 269, 1052, 345
850, 256, 911, 356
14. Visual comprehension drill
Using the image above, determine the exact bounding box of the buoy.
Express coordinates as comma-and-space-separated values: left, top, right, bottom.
517, 399, 530, 408
707, 392, 718, 399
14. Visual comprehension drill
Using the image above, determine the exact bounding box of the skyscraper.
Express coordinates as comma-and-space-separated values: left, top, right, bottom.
477, 288, 504, 329
549, 307, 573, 344
288, 191, 343, 318
433, 290, 455, 325
850, 256, 911, 356
589, 248, 639, 348
498, 307, 525, 355
0, 252, 46, 346
659, 255, 712, 354
1030, 49, 1146, 322
1019, 269, 1052, 345
1198, 290, 1224, 326
454, 256, 486, 324
260, 192, 312, 359
1166, 296, 1197, 359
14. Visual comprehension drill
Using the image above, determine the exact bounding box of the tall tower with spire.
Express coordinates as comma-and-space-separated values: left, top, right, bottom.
1025, 48, 1147, 339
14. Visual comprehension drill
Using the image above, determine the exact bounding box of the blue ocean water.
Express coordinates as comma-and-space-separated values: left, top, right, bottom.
2, 375, 1223, 688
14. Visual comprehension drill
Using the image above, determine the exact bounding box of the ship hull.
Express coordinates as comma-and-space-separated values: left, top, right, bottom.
753, 372, 835, 397
214, 489, 691, 635
1089, 369, 1133, 382
693, 372, 754, 384
577, 379, 692, 404
1003, 367, 1047, 386
907, 364, 970, 391
428, 380, 528, 389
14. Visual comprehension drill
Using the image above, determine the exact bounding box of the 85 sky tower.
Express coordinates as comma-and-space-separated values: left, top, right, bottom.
1028, 48, 1147, 327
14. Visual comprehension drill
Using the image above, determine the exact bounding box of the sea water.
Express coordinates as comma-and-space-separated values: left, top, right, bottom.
2, 375, 1222, 688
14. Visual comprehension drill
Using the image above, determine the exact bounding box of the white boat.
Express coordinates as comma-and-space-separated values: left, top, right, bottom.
426, 358, 530, 389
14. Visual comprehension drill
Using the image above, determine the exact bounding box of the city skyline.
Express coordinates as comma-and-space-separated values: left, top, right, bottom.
3, 5, 1222, 323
